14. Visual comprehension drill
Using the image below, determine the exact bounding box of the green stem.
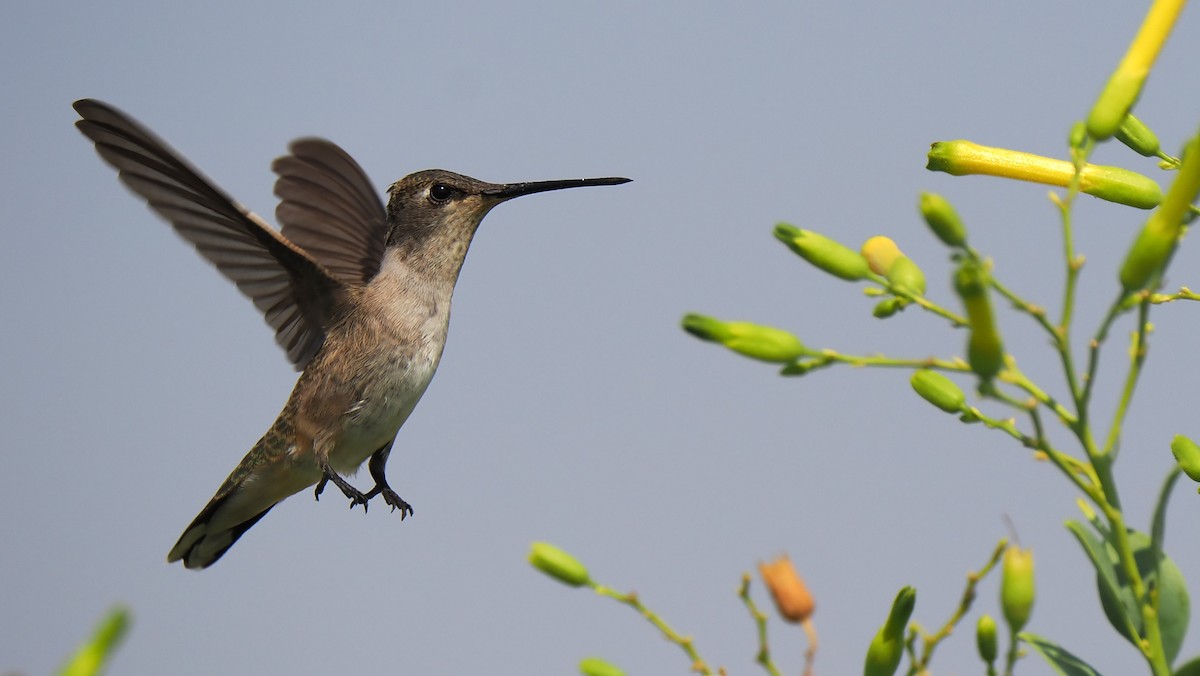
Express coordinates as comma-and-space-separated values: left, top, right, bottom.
737, 575, 782, 676
867, 272, 968, 326
590, 583, 714, 675
914, 540, 1008, 672
1101, 299, 1151, 459
1149, 286, 1200, 303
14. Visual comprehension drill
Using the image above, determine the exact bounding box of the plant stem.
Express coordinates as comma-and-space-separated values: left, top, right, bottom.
590, 583, 715, 675
737, 575, 782, 676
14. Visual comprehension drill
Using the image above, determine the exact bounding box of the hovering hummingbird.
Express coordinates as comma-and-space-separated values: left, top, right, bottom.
73, 99, 629, 569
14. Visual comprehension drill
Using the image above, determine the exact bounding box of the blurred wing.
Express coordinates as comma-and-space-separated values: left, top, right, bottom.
273, 139, 388, 285
73, 98, 338, 369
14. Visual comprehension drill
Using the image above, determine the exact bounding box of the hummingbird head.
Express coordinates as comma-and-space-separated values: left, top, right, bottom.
383, 170, 630, 272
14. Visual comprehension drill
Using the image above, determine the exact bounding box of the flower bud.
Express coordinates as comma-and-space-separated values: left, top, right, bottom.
758, 554, 816, 624
1068, 121, 1088, 150
1171, 435, 1200, 482
864, 586, 916, 676
861, 236, 902, 276
1086, 0, 1185, 140
910, 370, 966, 414
1000, 546, 1035, 633
60, 606, 131, 676
1119, 131, 1200, 291
579, 657, 625, 676
861, 236, 926, 295
873, 298, 905, 319
953, 261, 1004, 380
976, 614, 998, 664
1115, 114, 1162, 157
918, 192, 967, 247
927, 140, 1162, 209
681, 314, 806, 363
529, 542, 590, 587
775, 223, 870, 281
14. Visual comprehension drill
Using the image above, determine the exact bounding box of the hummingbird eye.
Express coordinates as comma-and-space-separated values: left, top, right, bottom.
428, 183, 455, 204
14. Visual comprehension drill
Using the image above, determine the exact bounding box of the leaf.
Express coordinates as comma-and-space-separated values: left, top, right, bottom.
1065, 520, 1138, 641
1020, 633, 1102, 676
1094, 529, 1191, 666
1151, 468, 1183, 574
1174, 656, 1200, 676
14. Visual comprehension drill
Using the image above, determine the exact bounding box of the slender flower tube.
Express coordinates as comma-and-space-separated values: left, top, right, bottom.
927, 140, 1162, 209
1086, 0, 1186, 139
1119, 130, 1200, 292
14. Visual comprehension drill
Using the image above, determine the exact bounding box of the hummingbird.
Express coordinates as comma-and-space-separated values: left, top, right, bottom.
73, 99, 629, 569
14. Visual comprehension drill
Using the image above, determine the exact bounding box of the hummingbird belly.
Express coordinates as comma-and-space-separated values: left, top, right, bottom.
326, 346, 440, 475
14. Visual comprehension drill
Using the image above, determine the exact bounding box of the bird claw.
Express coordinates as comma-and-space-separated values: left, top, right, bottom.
316, 465, 371, 513
366, 485, 414, 519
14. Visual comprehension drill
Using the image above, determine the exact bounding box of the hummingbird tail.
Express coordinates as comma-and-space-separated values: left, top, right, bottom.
167, 492, 276, 569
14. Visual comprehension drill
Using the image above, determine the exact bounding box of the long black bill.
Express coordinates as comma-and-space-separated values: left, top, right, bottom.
484, 176, 631, 199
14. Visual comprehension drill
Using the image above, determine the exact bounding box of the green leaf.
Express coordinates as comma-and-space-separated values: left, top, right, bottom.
1173, 655, 1200, 675
1065, 520, 1138, 642
1095, 529, 1191, 665
1151, 468, 1183, 573
1019, 633, 1102, 676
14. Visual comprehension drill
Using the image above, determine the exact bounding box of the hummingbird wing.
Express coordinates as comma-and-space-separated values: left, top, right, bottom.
73, 99, 339, 369
271, 139, 388, 286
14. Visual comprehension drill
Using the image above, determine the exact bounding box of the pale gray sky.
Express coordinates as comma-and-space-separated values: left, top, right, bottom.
3, 2, 1199, 674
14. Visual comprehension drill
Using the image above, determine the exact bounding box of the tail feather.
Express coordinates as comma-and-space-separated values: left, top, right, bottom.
167, 490, 276, 569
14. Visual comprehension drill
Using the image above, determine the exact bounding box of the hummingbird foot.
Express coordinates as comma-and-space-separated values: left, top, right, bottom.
364, 484, 413, 519
314, 463, 371, 512
365, 441, 413, 518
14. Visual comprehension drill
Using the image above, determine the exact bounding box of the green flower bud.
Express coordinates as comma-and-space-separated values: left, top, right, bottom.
529, 542, 590, 587
910, 370, 967, 414
775, 223, 870, 281
1115, 114, 1162, 157
1000, 546, 1035, 633
1068, 121, 1088, 150
861, 236, 925, 295
681, 313, 806, 363
1171, 435, 1200, 482
60, 606, 131, 676
864, 586, 916, 676
873, 298, 905, 319
953, 261, 1004, 380
1086, 1, 1185, 140
887, 257, 926, 296
579, 657, 625, 676
918, 192, 967, 247
1119, 131, 1200, 292
976, 614, 998, 664
927, 140, 1162, 209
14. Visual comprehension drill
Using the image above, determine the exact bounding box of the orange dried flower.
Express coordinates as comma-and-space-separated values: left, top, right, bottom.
758, 554, 815, 623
